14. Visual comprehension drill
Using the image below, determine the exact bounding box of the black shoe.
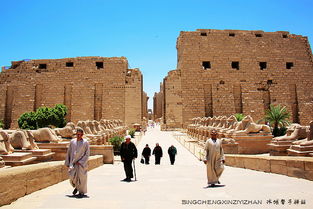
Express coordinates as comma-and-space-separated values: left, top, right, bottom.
217, 181, 220, 184
210, 184, 216, 187
122, 178, 128, 181
72, 188, 78, 195
126, 178, 131, 182
77, 193, 84, 198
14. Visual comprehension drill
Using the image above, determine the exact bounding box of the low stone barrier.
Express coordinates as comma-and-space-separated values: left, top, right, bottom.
173, 133, 313, 182
225, 154, 313, 181
0, 155, 103, 206
37, 143, 114, 163
90, 145, 114, 164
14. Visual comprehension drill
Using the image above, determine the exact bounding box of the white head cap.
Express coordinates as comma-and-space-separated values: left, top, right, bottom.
125, 135, 131, 139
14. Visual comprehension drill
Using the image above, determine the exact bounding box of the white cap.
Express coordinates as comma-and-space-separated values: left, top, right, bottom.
125, 135, 131, 139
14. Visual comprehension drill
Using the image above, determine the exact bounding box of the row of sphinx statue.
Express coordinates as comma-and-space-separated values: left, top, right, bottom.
270, 122, 313, 156
187, 115, 272, 143
271, 121, 313, 147
0, 119, 127, 155
187, 115, 313, 156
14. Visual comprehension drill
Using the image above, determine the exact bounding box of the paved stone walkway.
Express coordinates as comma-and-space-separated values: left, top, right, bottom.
2, 126, 313, 209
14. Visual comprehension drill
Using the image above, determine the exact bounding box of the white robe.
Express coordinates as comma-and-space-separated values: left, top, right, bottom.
65, 138, 90, 194
204, 138, 225, 184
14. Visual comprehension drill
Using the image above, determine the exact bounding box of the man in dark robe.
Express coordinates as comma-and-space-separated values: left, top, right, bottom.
152, 143, 163, 165
120, 135, 137, 182
142, 144, 151, 164
168, 145, 177, 165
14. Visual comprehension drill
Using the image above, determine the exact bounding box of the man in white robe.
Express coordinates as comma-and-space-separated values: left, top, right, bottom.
65, 128, 90, 197
203, 129, 225, 187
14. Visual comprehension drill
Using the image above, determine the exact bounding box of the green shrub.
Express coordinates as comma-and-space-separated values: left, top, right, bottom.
52, 104, 68, 127
35, 107, 56, 128
0, 120, 4, 129
109, 136, 124, 152
128, 128, 136, 138
264, 104, 290, 137
18, 112, 37, 130
234, 113, 245, 122
18, 104, 68, 130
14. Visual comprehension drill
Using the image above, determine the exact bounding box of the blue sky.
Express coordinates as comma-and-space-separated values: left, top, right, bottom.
1, 0, 313, 109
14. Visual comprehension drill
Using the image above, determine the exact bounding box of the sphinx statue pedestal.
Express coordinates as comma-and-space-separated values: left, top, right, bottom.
287, 144, 313, 156
90, 145, 114, 164
268, 140, 294, 156
268, 124, 308, 156
0, 152, 37, 166
287, 121, 313, 157
232, 134, 273, 154
14, 149, 55, 162
37, 142, 70, 161
222, 143, 239, 154
221, 138, 239, 154
0, 157, 5, 168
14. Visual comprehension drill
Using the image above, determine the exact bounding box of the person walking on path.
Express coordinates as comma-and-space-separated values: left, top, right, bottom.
142, 144, 151, 164
152, 143, 163, 165
203, 129, 225, 187
120, 135, 138, 182
65, 128, 90, 198
168, 145, 177, 165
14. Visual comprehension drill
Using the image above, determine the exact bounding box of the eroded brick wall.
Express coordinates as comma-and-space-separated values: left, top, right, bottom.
160, 29, 313, 128
163, 70, 183, 128
153, 82, 163, 120
142, 91, 148, 120
0, 57, 143, 128
125, 68, 143, 125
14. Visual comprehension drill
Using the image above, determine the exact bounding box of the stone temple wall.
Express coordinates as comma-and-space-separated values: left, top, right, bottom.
163, 70, 183, 128
142, 91, 148, 121
0, 56, 143, 128
159, 29, 313, 128
153, 82, 163, 120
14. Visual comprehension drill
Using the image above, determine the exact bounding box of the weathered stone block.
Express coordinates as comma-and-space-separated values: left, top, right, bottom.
224, 156, 236, 166
235, 157, 245, 168
243, 158, 258, 170
287, 167, 306, 179
286, 159, 305, 169
0, 184, 26, 206
61, 165, 69, 181
270, 164, 287, 175
258, 158, 271, 172
25, 163, 63, 194
303, 170, 313, 181
222, 143, 238, 154
270, 159, 287, 175
90, 145, 114, 164
304, 161, 313, 171
270, 159, 286, 166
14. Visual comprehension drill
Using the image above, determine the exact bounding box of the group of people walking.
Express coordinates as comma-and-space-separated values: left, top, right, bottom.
119, 136, 178, 182
64, 128, 225, 197
141, 143, 177, 165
